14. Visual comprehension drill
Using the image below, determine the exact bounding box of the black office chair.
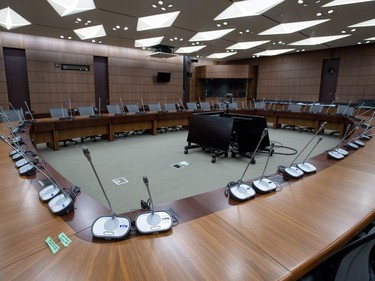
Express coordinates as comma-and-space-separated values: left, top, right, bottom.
299, 224, 375, 281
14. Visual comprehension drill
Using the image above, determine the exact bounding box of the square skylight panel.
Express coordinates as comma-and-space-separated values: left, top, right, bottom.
227, 40, 270, 50
259, 19, 330, 35
47, 0, 96, 17
207, 52, 238, 59
189, 29, 235, 42
214, 0, 285, 20
175, 45, 206, 53
74, 24, 106, 40
0, 7, 31, 30
253, 49, 295, 56
137, 11, 180, 31
323, 0, 375, 7
289, 34, 351, 45
134, 36, 164, 47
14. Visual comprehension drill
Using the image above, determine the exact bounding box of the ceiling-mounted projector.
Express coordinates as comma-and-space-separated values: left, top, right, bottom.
148, 44, 178, 58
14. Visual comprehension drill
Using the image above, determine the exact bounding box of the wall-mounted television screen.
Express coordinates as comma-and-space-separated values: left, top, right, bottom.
156, 72, 171, 83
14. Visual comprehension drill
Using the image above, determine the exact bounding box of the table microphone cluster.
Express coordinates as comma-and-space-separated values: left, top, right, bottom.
81, 147, 173, 240
226, 128, 277, 202
0, 131, 76, 216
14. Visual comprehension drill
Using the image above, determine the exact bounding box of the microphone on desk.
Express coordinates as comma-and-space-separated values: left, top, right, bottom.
135, 176, 173, 234
225, 128, 268, 201
296, 137, 323, 173
252, 143, 277, 194
327, 123, 353, 160
24, 101, 36, 123
82, 146, 131, 240
283, 122, 326, 179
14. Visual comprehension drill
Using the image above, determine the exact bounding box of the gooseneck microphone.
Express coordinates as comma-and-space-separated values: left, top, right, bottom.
82, 146, 131, 240
135, 176, 173, 234
297, 137, 323, 173
252, 143, 277, 194
225, 128, 268, 201
283, 122, 326, 179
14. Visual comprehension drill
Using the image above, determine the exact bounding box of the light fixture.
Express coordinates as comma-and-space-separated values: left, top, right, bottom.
289, 34, 351, 45
323, 0, 375, 7
175, 45, 206, 54
137, 11, 180, 31
365, 36, 375, 40
349, 18, 375, 28
134, 36, 164, 48
47, 0, 96, 17
259, 19, 330, 35
189, 28, 235, 41
226, 41, 270, 50
0, 7, 31, 30
214, 0, 285, 20
74, 24, 106, 40
207, 52, 238, 59
253, 49, 295, 56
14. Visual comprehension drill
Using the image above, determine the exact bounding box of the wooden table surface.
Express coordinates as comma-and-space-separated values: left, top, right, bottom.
0, 118, 374, 281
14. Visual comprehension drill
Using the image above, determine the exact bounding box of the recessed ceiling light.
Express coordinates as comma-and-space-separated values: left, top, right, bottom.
175, 45, 207, 54
214, 0, 285, 20
189, 28, 235, 41
134, 36, 164, 47
349, 18, 375, 27
47, 0, 96, 17
289, 34, 351, 45
137, 11, 180, 31
259, 19, 330, 35
323, 0, 375, 7
253, 49, 295, 56
226, 40, 270, 50
0, 7, 31, 30
207, 52, 238, 59
74, 24, 106, 40
316, 12, 322, 16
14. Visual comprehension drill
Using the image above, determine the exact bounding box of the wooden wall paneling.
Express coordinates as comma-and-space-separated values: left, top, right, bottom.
0, 48, 9, 108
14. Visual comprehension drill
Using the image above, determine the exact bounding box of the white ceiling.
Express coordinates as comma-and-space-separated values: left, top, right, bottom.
1, 0, 375, 61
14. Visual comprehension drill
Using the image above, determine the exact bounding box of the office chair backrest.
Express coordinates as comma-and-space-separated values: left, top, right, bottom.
229, 102, 238, 109
309, 104, 323, 113
1, 109, 24, 122
254, 101, 265, 109
106, 104, 121, 114
332, 225, 375, 281
199, 102, 211, 110
126, 104, 139, 113
287, 104, 302, 112
186, 102, 197, 110
148, 103, 162, 112
50, 107, 69, 118
78, 106, 95, 116
164, 103, 177, 111
336, 105, 354, 116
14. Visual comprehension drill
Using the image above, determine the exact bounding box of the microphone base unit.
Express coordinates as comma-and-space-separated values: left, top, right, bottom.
48, 194, 74, 216
18, 163, 36, 176
12, 153, 23, 161
283, 166, 304, 179
229, 183, 256, 201
297, 162, 317, 173
9, 149, 20, 157
327, 150, 345, 160
359, 134, 371, 140
346, 142, 359, 150
353, 139, 365, 147
39, 184, 61, 202
252, 179, 277, 194
92, 216, 131, 240
15, 158, 29, 168
135, 211, 173, 234
335, 147, 348, 156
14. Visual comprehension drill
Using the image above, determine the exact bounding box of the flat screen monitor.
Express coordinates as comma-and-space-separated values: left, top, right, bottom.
187, 114, 234, 151
156, 72, 171, 83
231, 115, 270, 154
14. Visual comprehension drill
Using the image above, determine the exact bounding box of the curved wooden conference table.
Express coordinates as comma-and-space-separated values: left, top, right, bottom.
0, 110, 374, 281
